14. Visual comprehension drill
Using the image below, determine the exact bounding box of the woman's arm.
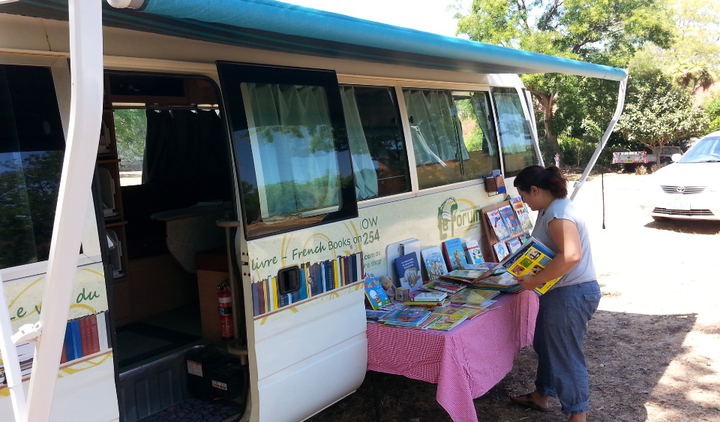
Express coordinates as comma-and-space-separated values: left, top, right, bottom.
515, 217, 582, 290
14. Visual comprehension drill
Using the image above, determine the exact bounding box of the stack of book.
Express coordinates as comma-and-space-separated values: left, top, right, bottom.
378, 309, 433, 328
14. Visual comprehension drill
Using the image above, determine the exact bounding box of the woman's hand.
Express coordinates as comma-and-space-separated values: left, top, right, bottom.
515, 274, 544, 290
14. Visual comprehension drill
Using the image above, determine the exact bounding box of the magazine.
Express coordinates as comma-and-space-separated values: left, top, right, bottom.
493, 241, 510, 261
450, 288, 500, 305
507, 237, 523, 253
427, 313, 467, 331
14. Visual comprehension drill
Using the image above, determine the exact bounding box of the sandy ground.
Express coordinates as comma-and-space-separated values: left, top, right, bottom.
307, 172, 720, 422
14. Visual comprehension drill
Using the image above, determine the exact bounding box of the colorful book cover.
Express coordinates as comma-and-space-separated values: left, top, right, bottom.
498, 204, 522, 235
425, 279, 467, 294
379, 309, 432, 327
444, 268, 486, 281
450, 288, 500, 305
464, 239, 485, 264
421, 246, 448, 279
493, 241, 510, 261
395, 252, 423, 291
442, 238, 468, 271
511, 197, 534, 231
364, 276, 392, 310
427, 314, 467, 331
365, 309, 390, 322
502, 237, 561, 295
487, 209, 510, 240
507, 237, 523, 253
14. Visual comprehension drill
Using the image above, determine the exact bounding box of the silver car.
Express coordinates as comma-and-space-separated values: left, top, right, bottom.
642, 131, 720, 221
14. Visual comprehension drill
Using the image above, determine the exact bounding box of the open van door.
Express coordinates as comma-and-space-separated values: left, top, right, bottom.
217, 61, 367, 422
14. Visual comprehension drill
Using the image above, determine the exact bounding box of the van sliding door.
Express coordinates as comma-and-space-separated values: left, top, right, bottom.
217, 62, 366, 422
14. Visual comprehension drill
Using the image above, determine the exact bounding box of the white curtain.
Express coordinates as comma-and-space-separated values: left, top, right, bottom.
339, 86, 378, 200
470, 92, 498, 156
403, 89, 469, 165
494, 93, 532, 154
245, 83, 340, 218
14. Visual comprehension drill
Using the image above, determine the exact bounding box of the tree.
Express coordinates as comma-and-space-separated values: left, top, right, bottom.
615, 70, 709, 154
455, 0, 675, 164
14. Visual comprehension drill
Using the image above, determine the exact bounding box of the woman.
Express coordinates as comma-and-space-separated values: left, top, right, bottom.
509, 165, 602, 422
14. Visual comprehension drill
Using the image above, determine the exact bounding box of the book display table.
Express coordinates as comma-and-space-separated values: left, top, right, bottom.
367, 290, 539, 422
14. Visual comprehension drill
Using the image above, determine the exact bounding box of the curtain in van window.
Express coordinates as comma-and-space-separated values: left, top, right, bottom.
470, 93, 498, 157
494, 90, 537, 174
245, 83, 340, 218
339, 86, 378, 200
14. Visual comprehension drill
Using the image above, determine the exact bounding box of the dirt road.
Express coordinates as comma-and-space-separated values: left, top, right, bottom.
308, 172, 720, 422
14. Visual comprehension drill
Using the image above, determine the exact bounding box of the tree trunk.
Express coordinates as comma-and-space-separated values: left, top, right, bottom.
536, 92, 561, 167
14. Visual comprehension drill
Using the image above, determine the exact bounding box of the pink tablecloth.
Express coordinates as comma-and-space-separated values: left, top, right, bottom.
367, 290, 539, 422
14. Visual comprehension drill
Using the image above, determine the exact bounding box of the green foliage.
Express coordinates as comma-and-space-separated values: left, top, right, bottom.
559, 136, 597, 168
615, 70, 710, 149
113, 109, 146, 171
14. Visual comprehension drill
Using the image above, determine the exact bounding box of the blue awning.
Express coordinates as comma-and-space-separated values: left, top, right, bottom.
4, 0, 627, 81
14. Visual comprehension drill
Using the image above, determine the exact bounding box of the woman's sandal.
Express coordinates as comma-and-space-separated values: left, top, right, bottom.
510, 393, 551, 412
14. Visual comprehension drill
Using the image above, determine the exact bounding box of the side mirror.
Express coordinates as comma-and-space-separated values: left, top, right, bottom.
671, 153, 682, 162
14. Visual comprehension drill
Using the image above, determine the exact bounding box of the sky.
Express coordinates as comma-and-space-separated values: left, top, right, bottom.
279, 0, 472, 38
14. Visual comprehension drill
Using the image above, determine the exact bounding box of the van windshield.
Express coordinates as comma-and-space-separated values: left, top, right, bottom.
680, 136, 720, 163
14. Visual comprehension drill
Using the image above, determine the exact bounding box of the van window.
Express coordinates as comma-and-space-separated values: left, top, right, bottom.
339, 85, 410, 199
403, 88, 500, 189
113, 109, 147, 186
493, 88, 537, 176
0, 65, 65, 269
218, 63, 357, 239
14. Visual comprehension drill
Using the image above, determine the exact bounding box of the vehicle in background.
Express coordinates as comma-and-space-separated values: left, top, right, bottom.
612, 146, 684, 172
641, 131, 720, 221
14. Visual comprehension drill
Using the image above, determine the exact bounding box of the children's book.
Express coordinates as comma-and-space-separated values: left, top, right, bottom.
440, 268, 486, 282
386, 238, 420, 287
442, 238, 468, 271
364, 276, 392, 310
507, 237, 523, 253
395, 252, 423, 291
511, 197, 534, 231
379, 309, 433, 327
450, 288, 500, 305
413, 291, 447, 302
427, 313, 467, 331
425, 279, 467, 294
365, 309, 389, 322
433, 305, 487, 320
478, 236, 561, 295
493, 241, 510, 261
464, 239, 485, 264
421, 246, 448, 280
498, 204, 522, 235
487, 209, 510, 240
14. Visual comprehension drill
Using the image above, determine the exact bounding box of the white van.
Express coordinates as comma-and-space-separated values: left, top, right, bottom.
0, 1, 628, 422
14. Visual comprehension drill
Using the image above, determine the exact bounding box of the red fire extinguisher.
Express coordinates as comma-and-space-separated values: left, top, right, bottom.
218, 280, 234, 341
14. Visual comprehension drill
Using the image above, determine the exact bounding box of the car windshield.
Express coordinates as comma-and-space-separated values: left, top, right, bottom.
680, 136, 720, 163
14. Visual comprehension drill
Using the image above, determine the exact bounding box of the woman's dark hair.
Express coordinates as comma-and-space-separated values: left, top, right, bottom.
513, 165, 568, 198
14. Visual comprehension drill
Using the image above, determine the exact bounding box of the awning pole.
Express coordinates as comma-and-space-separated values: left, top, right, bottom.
22, 0, 104, 421
570, 75, 628, 200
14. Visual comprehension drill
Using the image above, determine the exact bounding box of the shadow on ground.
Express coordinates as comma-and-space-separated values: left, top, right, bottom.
645, 219, 720, 235
307, 311, 696, 422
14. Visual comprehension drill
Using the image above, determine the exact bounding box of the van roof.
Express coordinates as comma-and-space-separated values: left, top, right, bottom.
3, 0, 627, 81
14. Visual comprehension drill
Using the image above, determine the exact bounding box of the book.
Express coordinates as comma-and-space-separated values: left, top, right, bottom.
386, 238, 420, 287
433, 305, 486, 320
511, 197, 534, 231
501, 237, 561, 295
507, 237, 523, 253
442, 238, 468, 271
487, 209, 510, 240
379, 309, 433, 327
425, 279, 467, 294
364, 276, 392, 310
493, 241, 510, 261
79, 314, 100, 356
464, 239, 485, 264
365, 309, 390, 322
421, 246, 448, 280
413, 291, 447, 302
64, 320, 82, 361
97, 312, 109, 351
450, 288, 500, 305
427, 313, 467, 331
498, 204, 522, 235
395, 252, 423, 291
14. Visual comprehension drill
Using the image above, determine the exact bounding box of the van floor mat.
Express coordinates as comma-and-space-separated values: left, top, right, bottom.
115, 323, 200, 368
137, 397, 244, 422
